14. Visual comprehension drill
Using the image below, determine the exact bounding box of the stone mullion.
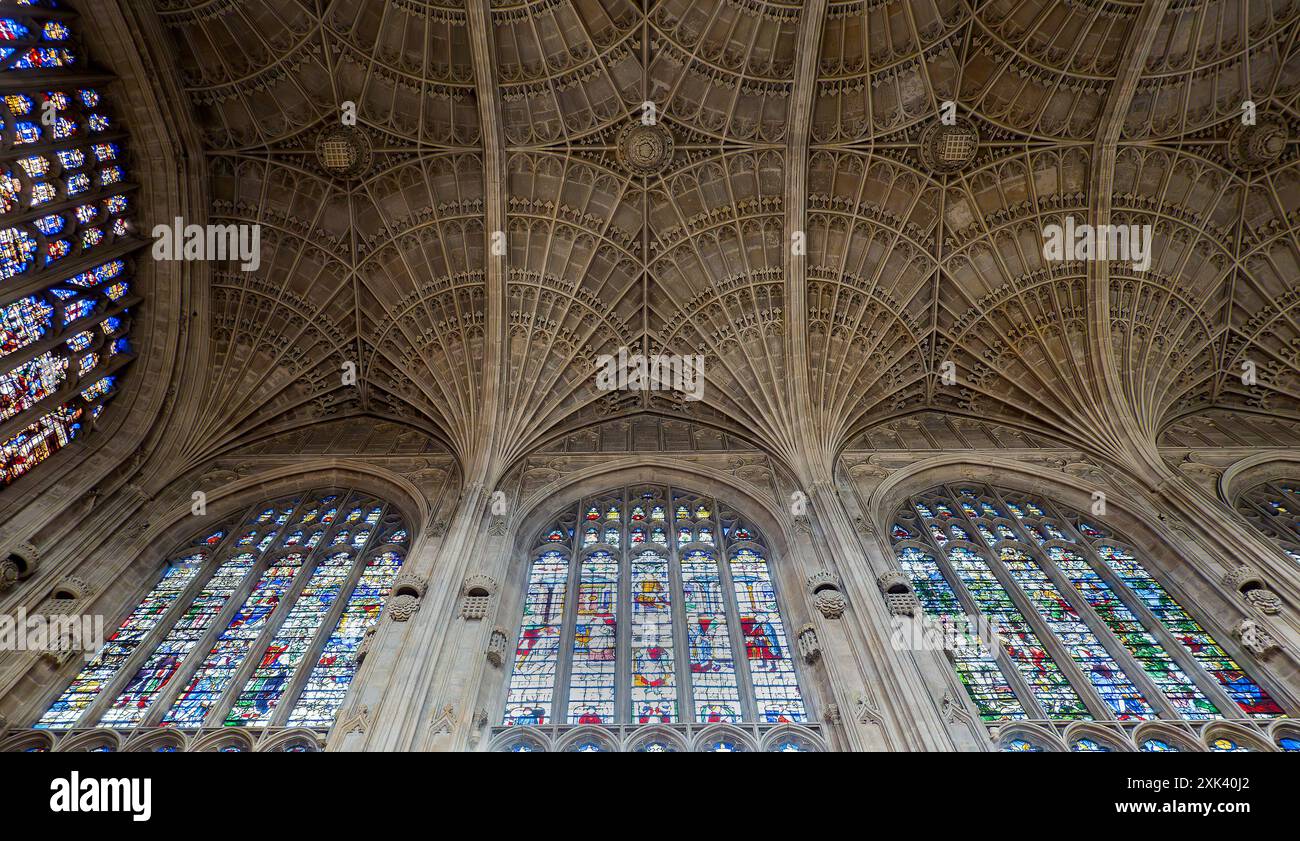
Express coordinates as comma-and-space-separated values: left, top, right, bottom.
613, 490, 630, 725
1043, 498, 1247, 721
135, 494, 318, 728
938, 484, 1112, 722
76, 507, 253, 727
266, 502, 389, 729
0, 70, 114, 93
196, 493, 358, 729
908, 497, 1050, 722
981, 487, 1177, 721
664, 491, 694, 727
551, 495, 588, 728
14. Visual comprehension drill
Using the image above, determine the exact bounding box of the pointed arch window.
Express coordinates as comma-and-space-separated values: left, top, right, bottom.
1235, 480, 1300, 564
889, 483, 1285, 724
34, 488, 408, 731
0, 0, 141, 486
502, 485, 808, 727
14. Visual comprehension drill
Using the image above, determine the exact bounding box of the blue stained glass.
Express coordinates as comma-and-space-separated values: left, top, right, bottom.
946, 545, 1090, 719
0, 19, 30, 39
1095, 544, 1283, 718
1003, 738, 1043, 752
1071, 738, 1108, 751
1, 295, 53, 357
287, 549, 404, 727
0, 226, 36, 279
162, 551, 311, 726
994, 545, 1153, 720
1140, 738, 1177, 752
36, 558, 205, 728
1046, 546, 1218, 720
502, 549, 569, 725
34, 213, 63, 234
1, 404, 81, 484
0, 352, 67, 422
13, 120, 39, 143
225, 550, 356, 726
98, 553, 258, 728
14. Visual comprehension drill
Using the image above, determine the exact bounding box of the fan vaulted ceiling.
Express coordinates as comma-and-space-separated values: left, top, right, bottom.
150, 0, 1300, 474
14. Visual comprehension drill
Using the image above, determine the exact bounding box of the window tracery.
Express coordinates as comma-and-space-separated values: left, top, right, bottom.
34, 488, 407, 731
502, 485, 807, 728
889, 483, 1286, 730
0, 0, 139, 486
1235, 480, 1300, 564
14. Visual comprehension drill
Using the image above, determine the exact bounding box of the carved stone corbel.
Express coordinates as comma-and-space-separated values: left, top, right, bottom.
386, 572, 427, 622
877, 571, 920, 617
807, 570, 846, 619
0, 540, 39, 592
797, 624, 821, 664
459, 574, 498, 620
487, 626, 509, 667
1222, 565, 1283, 616
1233, 618, 1279, 658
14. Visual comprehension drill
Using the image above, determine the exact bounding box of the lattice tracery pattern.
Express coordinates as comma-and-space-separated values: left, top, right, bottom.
1236, 481, 1300, 565
35, 489, 407, 731
503, 485, 806, 727
889, 484, 1282, 723
0, 1, 138, 485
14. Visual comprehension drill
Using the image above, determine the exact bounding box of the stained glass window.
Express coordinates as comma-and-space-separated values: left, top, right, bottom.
502, 485, 807, 727
889, 483, 1286, 725
35, 489, 407, 731
1236, 481, 1300, 564
0, 2, 138, 487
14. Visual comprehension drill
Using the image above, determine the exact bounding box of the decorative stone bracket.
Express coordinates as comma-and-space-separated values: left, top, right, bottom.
459, 574, 498, 620
1222, 565, 1283, 616
806, 570, 846, 619
0, 540, 40, 593
1232, 618, 1280, 658
797, 624, 821, 664
486, 627, 509, 667
877, 571, 920, 617
386, 572, 427, 622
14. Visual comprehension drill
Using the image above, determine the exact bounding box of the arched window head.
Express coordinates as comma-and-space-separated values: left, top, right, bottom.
502, 484, 808, 728
1, 1, 140, 486
1235, 480, 1300, 564
889, 483, 1286, 727
34, 488, 408, 731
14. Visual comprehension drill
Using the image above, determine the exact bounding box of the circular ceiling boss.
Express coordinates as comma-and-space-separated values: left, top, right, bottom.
616, 121, 675, 177
1227, 115, 1290, 171
918, 118, 980, 174
315, 125, 374, 179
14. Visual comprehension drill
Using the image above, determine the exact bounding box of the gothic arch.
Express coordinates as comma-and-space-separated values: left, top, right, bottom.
483, 464, 831, 750
10, 475, 419, 739
867, 459, 1296, 749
